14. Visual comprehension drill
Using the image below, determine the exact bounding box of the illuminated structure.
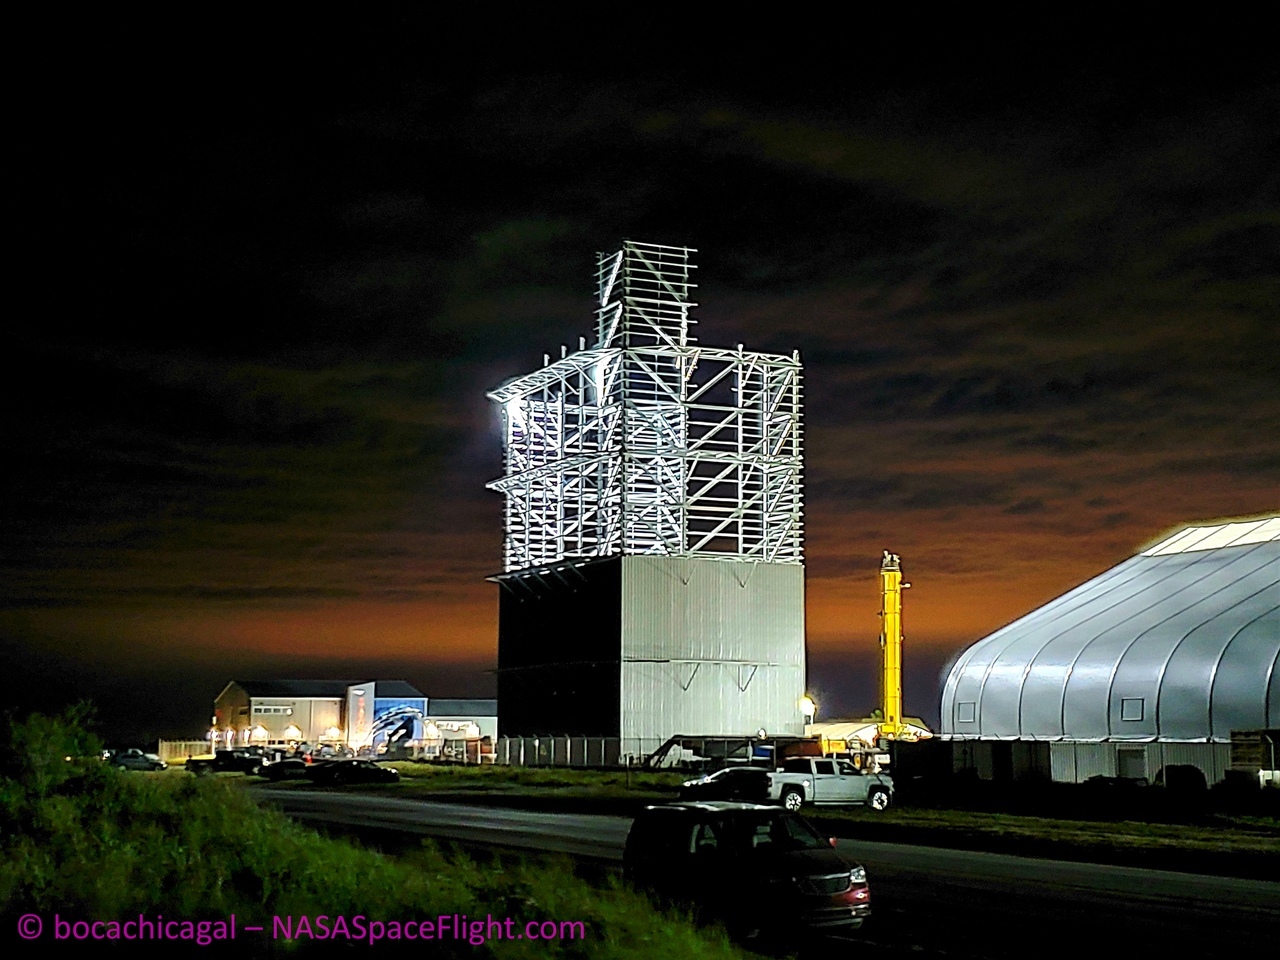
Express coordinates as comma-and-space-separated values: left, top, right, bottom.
941, 515, 1280, 783
488, 241, 806, 753
210, 680, 495, 751
877, 550, 908, 741
805, 552, 931, 756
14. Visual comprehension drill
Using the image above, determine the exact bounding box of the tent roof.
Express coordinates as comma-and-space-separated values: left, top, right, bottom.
941, 515, 1280, 743
1141, 516, 1280, 556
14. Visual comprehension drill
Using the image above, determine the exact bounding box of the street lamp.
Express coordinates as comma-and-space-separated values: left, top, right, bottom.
799, 695, 817, 724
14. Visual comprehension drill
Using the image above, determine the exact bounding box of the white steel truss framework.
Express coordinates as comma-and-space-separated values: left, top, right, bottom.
488, 241, 803, 573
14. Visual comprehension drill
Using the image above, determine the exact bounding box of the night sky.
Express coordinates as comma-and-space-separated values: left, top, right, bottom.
6, 21, 1278, 742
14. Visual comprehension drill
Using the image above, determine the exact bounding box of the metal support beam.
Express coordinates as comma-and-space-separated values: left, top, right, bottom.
489, 241, 803, 573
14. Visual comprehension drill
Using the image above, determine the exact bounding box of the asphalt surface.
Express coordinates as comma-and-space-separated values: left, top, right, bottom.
254, 789, 1279, 958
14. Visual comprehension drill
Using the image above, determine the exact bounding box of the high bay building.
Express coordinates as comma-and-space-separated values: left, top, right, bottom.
940, 515, 1280, 784
487, 241, 806, 753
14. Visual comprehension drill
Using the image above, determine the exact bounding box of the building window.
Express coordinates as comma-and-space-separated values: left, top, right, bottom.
1120, 698, 1145, 722
957, 701, 976, 723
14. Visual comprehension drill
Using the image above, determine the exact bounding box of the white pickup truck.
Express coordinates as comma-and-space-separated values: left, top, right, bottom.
767, 757, 894, 811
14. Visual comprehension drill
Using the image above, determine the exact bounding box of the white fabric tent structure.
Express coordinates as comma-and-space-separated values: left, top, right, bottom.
941, 516, 1280, 742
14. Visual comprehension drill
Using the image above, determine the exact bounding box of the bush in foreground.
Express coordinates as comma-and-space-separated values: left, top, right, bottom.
0, 708, 749, 958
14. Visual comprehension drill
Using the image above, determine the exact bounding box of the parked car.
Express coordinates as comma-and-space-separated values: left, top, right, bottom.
259, 758, 311, 781
623, 801, 871, 942
186, 749, 265, 776
107, 748, 167, 771
678, 766, 770, 802
767, 757, 894, 811
305, 759, 400, 785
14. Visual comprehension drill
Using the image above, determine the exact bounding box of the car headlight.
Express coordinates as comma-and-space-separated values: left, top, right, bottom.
850, 866, 866, 883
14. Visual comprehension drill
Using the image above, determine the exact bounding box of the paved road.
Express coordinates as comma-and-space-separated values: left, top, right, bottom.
255, 789, 1279, 958
255, 788, 630, 859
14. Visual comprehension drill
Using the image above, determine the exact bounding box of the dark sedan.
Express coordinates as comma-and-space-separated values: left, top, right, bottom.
259, 758, 311, 781
624, 801, 870, 944
678, 766, 770, 802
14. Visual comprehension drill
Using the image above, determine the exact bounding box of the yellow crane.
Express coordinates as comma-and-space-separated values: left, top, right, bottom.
803, 550, 931, 757
877, 550, 923, 743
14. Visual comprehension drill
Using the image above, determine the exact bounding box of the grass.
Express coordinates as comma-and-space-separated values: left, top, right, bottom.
806, 805, 1280, 856
387, 761, 685, 798
794, 805, 1280, 879
1, 709, 758, 959
234, 761, 689, 810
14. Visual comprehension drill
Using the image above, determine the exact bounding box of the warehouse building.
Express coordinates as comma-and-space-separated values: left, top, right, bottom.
212, 680, 496, 753
940, 515, 1279, 784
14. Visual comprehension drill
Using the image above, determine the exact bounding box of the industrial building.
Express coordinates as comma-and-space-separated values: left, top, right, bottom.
940, 515, 1280, 784
212, 680, 496, 752
487, 241, 807, 753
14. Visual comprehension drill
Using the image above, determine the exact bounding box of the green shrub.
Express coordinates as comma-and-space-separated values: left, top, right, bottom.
1, 708, 750, 958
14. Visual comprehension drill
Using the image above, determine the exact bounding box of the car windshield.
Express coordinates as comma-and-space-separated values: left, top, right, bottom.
723, 812, 828, 853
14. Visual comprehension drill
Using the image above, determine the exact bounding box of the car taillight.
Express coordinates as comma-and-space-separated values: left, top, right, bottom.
834, 883, 870, 905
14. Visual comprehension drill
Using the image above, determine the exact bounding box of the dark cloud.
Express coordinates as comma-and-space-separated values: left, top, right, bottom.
7, 30, 1278, 736
1005, 498, 1047, 516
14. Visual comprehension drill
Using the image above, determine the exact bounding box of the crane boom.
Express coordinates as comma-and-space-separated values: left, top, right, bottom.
879, 550, 907, 740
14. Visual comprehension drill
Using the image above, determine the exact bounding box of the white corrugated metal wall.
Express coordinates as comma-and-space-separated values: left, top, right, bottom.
619, 556, 805, 744
1045, 741, 1234, 784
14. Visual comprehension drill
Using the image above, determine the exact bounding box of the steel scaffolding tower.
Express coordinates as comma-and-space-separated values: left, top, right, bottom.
487, 241, 806, 749
487, 240, 804, 572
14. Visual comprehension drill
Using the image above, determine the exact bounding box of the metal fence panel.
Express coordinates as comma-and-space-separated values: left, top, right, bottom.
491, 736, 642, 768
157, 740, 211, 762
1071, 743, 1114, 780
1050, 742, 1076, 782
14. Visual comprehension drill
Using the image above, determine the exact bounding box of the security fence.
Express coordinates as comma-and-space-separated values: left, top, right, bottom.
156, 740, 213, 762
490, 737, 664, 768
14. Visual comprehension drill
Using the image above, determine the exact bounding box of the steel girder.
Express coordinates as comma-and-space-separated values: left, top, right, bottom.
488, 241, 803, 573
